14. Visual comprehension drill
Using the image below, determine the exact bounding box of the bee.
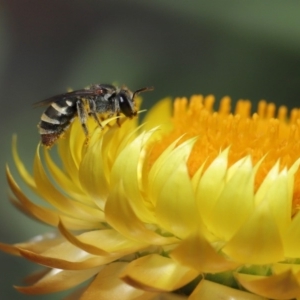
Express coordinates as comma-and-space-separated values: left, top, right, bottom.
35, 84, 153, 147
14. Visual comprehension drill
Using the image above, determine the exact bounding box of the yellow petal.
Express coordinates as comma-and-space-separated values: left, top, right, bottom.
12, 135, 35, 189
191, 160, 206, 194
287, 158, 300, 206
34, 144, 103, 222
23, 269, 50, 285
283, 211, 300, 257
16, 233, 63, 253
81, 262, 157, 300
148, 136, 183, 201
223, 200, 284, 264
272, 263, 300, 275
170, 231, 240, 273
15, 267, 101, 295
79, 129, 110, 210
7, 165, 102, 230
18, 246, 119, 270
6, 165, 59, 226
155, 295, 188, 300
189, 279, 267, 300
0, 242, 21, 256
77, 229, 147, 254
103, 119, 140, 165
150, 138, 198, 238
207, 155, 255, 240
59, 219, 148, 255
235, 271, 300, 299
43, 147, 93, 206
143, 97, 173, 132
254, 160, 280, 206
57, 118, 82, 184
119, 254, 198, 292
58, 220, 109, 256
105, 181, 178, 245
255, 161, 291, 235
58, 215, 104, 231
264, 168, 290, 235
0, 233, 63, 256
195, 148, 229, 230
67, 117, 89, 166
111, 130, 157, 223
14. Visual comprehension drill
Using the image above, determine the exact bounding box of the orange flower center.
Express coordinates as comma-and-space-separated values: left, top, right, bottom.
149, 95, 300, 212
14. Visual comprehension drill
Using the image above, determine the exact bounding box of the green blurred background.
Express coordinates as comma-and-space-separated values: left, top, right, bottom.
0, 1, 300, 299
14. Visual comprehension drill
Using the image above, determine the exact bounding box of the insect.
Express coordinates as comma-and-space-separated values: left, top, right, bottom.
35, 84, 153, 147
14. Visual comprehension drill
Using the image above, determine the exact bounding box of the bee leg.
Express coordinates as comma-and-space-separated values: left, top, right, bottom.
116, 111, 121, 126
112, 98, 121, 127
88, 99, 103, 129
76, 100, 89, 139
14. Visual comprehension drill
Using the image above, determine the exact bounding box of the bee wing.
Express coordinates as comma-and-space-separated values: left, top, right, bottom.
33, 88, 105, 108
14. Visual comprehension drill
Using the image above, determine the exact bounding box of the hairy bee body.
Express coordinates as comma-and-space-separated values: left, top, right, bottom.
39, 97, 77, 146
36, 84, 153, 147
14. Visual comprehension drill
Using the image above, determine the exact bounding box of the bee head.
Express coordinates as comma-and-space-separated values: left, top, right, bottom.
118, 86, 153, 118
116, 89, 134, 118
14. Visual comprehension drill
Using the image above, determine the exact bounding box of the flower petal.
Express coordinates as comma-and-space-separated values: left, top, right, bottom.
34, 144, 103, 222
43, 147, 93, 206
148, 136, 183, 201
0, 242, 21, 256
58, 220, 148, 255
195, 148, 229, 230
18, 240, 120, 270
15, 267, 101, 295
12, 135, 35, 189
143, 97, 173, 132
255, 161, 291, 235
56, 118, 84, 187
287, 158, 300, 207
79, 128, 110, 210
283, 211, 300, 257
189, 279, 267, 300
119, 254, 199, 292
105, 181, 178, 245
264, 168, 290, 235
170, 231, 240, 273
254, 160, 280, 206
235, 271, 300, 299
16, 232, 63, 253
6, 165, 59, 226
58, 220, 109, 256
103, 119, 140, 165
77, 229, 147, 254
151, 138, 198, 238
23, 268, 50, 285
81, 262, 157, 300
7, 165, 102, 230
223, 200, 284, 264
272, 263, 300, 274
207, 155, 255, 240
111, 130, 157, 223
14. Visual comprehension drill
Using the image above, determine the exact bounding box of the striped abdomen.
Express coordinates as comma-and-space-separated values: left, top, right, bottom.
39, 98, 77, 147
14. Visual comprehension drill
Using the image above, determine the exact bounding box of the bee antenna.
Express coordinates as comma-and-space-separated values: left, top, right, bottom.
132, 86, 154, 99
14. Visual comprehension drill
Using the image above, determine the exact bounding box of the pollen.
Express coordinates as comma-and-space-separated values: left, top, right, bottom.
149, 95, 300, 211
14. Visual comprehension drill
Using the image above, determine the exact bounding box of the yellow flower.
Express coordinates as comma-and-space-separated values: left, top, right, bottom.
2, 94, 300, 299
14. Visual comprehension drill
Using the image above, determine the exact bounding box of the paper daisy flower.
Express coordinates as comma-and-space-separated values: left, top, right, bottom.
2, 93, 300, 299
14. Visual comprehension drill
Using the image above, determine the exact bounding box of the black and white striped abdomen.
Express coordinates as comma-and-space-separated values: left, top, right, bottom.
39, 98, 77, 147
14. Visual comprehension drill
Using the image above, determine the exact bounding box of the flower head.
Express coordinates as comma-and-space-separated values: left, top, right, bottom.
2, 94, 300, 299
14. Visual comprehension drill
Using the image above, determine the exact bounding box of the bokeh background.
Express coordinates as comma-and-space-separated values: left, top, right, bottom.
1, 1, 300, 299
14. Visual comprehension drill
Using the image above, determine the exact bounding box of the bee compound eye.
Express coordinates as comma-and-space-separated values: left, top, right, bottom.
118, 93, 135, 117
